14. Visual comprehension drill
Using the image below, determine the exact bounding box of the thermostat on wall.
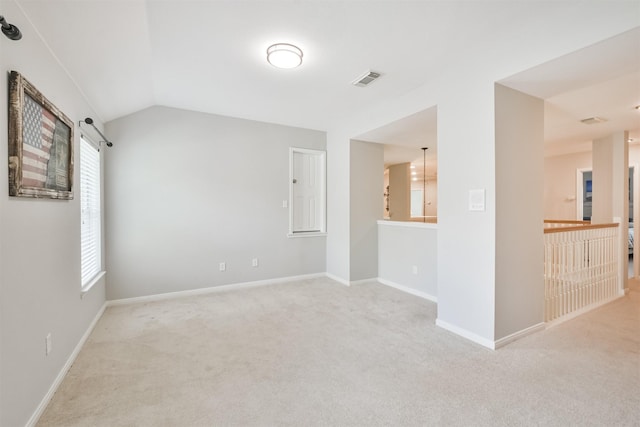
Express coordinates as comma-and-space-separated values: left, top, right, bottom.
469, 189, 485, 211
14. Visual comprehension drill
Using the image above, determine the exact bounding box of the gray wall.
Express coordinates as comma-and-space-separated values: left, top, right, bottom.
104, 106, 327, 299
349, 140, 384, 281
494, 84, 544, 340
378, 222, 437, 299
0, 3, 107, 425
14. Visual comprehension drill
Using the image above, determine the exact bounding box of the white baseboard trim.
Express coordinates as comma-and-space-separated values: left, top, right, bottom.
436, 318, 547, 350
107, 273, 327, 306
324, 275, 379, 287
436, 318, 495, 350
494, 322, 546, 349
349, 277, 378, 286
325, 272, 350, 286
377, 278, 437, 303
27, 302, 107, 427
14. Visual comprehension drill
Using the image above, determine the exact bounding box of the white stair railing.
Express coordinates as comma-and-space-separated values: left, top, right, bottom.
543, 222, 620, 323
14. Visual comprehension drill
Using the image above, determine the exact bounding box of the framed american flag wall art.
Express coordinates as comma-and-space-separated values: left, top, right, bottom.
8, 70, 74, 199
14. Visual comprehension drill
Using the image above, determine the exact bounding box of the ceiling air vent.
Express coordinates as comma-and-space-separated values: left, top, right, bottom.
580, 116, 607, 124
352, 70, 381, 87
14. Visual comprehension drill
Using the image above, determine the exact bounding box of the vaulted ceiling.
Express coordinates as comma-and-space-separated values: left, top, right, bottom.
13, 0, 640, 160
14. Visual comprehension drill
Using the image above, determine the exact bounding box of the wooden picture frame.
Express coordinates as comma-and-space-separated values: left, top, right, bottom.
8, 71, 74, 199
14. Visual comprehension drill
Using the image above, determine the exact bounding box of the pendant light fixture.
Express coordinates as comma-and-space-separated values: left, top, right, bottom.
267, 43, 303, 69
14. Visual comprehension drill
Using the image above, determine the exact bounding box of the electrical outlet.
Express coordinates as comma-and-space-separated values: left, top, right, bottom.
45, 333, 52, 356
412, 265, 418, 275
282, 200, 288, 208
252, 258, 259, 267
219, 262, 226, 272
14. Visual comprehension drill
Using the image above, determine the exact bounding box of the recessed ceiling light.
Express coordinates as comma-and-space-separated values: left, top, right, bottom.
628, 138, 635, 143
635, 105, 640, 110
411, 171, 417, 175
412, 177, 417, 181
410, 165, 416, 169
267, 43, 303, 69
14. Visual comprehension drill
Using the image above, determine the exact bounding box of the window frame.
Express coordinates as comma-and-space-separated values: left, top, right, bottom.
80, 135, 103, 292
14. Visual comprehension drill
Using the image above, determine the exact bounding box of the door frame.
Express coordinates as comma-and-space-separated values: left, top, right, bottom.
288, 147, 327, 236
575, 168, 591, 221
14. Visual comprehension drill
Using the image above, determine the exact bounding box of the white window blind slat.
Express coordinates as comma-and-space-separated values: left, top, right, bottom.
80, 137, 101, 286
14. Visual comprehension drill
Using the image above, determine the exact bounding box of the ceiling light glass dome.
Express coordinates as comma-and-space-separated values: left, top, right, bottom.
267, 43, 303, 69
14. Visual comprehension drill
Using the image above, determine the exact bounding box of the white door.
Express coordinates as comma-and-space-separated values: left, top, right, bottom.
292, 151, 322, 232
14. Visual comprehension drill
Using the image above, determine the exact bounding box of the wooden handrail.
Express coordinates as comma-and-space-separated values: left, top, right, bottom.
544, 219, 591, 224
543, 223, 619, 234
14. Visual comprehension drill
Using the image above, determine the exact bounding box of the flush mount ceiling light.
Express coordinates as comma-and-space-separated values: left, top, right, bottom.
267, 43, 303, 69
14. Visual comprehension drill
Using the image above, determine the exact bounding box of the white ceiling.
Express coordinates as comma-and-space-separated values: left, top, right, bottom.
359, 27, 640, 169
501, 27, 640, 157
16, 0, 497, 129
355, 107, 438, 174
11, 1, 640, 164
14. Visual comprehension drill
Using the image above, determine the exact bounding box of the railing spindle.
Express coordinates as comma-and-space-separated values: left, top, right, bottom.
543, 220, 620, 322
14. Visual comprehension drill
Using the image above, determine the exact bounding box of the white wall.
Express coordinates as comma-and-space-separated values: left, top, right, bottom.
435, 78, 497, 344
544, 146, 640, 220
104, 106, 326, 299
0, 2, 107, 425
494, 84, 544, 340
378, 222, 437, 299
592, 132, 629, 289
544, 151, 593, 219
411, 178, 438, 217
592, 136, 615, 222
592, 132, 629, 224
350, 140, 384, 281
326, 130, 351, 282
324, 5, 638, 347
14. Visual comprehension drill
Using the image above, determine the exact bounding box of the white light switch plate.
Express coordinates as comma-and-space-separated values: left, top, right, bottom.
469, 189, 485, 211
45, 333, 52, 356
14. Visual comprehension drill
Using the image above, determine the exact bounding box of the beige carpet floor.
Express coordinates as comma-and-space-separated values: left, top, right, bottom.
38, 277, 640, 426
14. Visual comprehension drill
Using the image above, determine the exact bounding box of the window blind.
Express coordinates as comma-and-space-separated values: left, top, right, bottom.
80, 137, 101, 286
